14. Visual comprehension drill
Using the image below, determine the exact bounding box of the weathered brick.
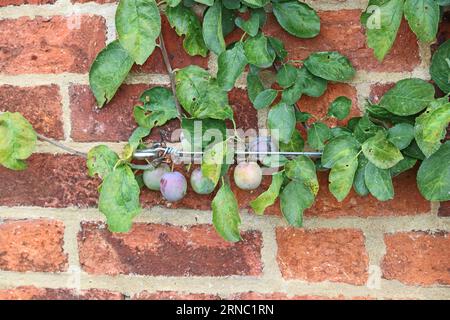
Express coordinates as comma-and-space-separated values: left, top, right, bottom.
228, 88, 258, 131
263, 11, 420, 72
133, 16, 208, 74
133, 291, 220, 300
276, 228, 369, 285
0, 16, 106, 74
382, 231, 450, 285
78, 222, 262, 276
0, 84, 64, 139
0, 154, 98, 208
0, 219, 67, 272
0, 0, 55, 5
229, 292, 372, 300
0, 286, 124, 300
438, 201, 450, 217
369, 83, 395, 104
298, 83, 361, 127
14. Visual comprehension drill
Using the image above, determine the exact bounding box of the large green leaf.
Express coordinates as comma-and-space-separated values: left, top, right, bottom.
417, 141, 450, 201
87, 145, 119, 179
414, 102, 450, 157
430, 40, 450, 94
0, 112, 37, 170
362, 131, 403, 169
280, 130, 304, 152
250, 172, 284, 215
404, 0, 439, 43
212, 182, 242, 242
99, 165, 141, 232
365, 162, 394, 201
390, 156, 417, 177
276, 64, 297, 88
202, 1, 226, 55
285, 155, 319, 195
128, 127, 151, 150
307, 122, 332, 150
353, 154, 369, 196
241, 0, 269, 8
379, 78, 435, 116
181, 118, 226, 150
217, 42, 247, 91
243, 34, 276, 68
296, 67, 327, 97
321, 135, 360, 168
387, 123, 415, 150
268, 103, 296, 144
272, 1, 320, 38
304, 51, 355, 82
235, 12, 260, 37
246, 72, 265, 103
353, 115, 384, 143
253, 89, 278, 109
280, 181, 315, 227
329, 157, 358, 201
116, 0, 161, 64
201, 141, 227, 186
361, 0, 404, 61
327, 96, 352, 120
89, 40, 134, 107
166, 4, 208, 56
134, 87, 179, 129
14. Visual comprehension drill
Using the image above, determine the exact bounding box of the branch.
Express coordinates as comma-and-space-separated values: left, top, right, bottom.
158, 34, 185, 119
37, 134, 87, 158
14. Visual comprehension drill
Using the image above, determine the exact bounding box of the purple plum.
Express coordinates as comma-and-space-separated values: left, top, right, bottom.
160, 171, 187, 202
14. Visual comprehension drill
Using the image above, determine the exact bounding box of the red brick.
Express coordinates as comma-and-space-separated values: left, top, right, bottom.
263, 11, 420, 72
0, 219, 67, 272
228, 88, 258, 131
78, 222, 262, 276
133, 291, 220, 300
438, 201, 450, 217
0, 0, 55, 5
369, 83, 395, 104
276, 228, 369, 285
0, 286, 124, 300
382, 231, 450, 285
0, 16, 106, 74
0, 84, 64, 139
71, 0, 116, 3
0, 154, 98, 207
133, 16, 208, 74
297, 83, 361, 127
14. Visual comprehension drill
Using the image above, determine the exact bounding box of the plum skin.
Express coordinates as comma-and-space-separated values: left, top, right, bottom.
160, 171, 187, 202
143, 163, 170, 191
190, 168, 215, 194
234, 162, 263, 190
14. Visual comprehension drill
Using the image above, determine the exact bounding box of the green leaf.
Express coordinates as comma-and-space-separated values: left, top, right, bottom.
387, 123, 415, 150
276, 64, 297, 88
361, 0, 404, 61
353, 155, 369, 196
202, 141, 227, 185
327, 96, 352, 120
321, 135, 360, 168
296, 67, 327, 97
203, 1, 226, 55
134, 87, 178, 129
279, 130, 304, 152
89, 40, 134, 107
250, 172, 284, 215
285, 155, 319, 195
307, 122, 332, 150
390, 156, 417, 177
329, 157, 358, 201
128, 127, 151, 150
241, 0, 269, 8
0, 112, 37, 170
331, 127, 353, 138
414, 102, 450, 157
87, 145, 119, 179
272, 1, 320, 38
99, 165, 141, 232
404, 0, 439, 43
181, 118, 226, 150
167, 0, 181, 6
223, 0, 240, 9
267, 37, 287, 60
253, 89, 278, 109
280, 181, 315, 227
304, 51, 355, 82
430, 40, 450, 94
116, 0, 161, 64
379, 78, 435, 116
367, 104, 416, 125
295, 110, 312, 123
175, 65, 233, 120
403, 140, 426, 160
166, 4, 208, 57
417, 141, 450, 201
235, 13, 260, 37
362, 131, 403, 169
268, 103, 296, 144
212, 181, 242, 242
217, 42, 247, 91
246, 72, 265, 103
221, 7, 236, 37
353, 115, 384, 143
244, 34, 276, 68
195, 0, 214, 5
364, 161, 394, 201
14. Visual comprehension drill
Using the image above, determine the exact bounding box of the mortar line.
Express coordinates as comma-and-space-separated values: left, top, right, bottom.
59, 82, 72, 142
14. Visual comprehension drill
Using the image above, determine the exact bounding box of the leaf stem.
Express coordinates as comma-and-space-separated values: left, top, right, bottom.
36, 134, 87, 158
158, 34, 184, 120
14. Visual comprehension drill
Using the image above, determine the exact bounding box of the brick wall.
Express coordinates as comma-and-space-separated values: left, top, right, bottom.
0, 0, 449, 300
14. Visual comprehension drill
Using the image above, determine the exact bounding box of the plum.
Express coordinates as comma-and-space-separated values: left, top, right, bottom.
190, 168, 216, 194
160, 171, 187, 202
143, 163, 170, 191
234, 162, 262, 190
248, 136, 278, 161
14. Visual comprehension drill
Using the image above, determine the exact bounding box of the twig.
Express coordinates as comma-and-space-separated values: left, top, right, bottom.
158, 34, 184, 119
37, 134, 87, 158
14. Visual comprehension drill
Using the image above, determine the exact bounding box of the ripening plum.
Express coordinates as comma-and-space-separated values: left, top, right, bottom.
143, 163, 170, 191
234, 162, 262, 190
248, 136, 278, 161
160, 171, 187, 202
190, 168, 215, 195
